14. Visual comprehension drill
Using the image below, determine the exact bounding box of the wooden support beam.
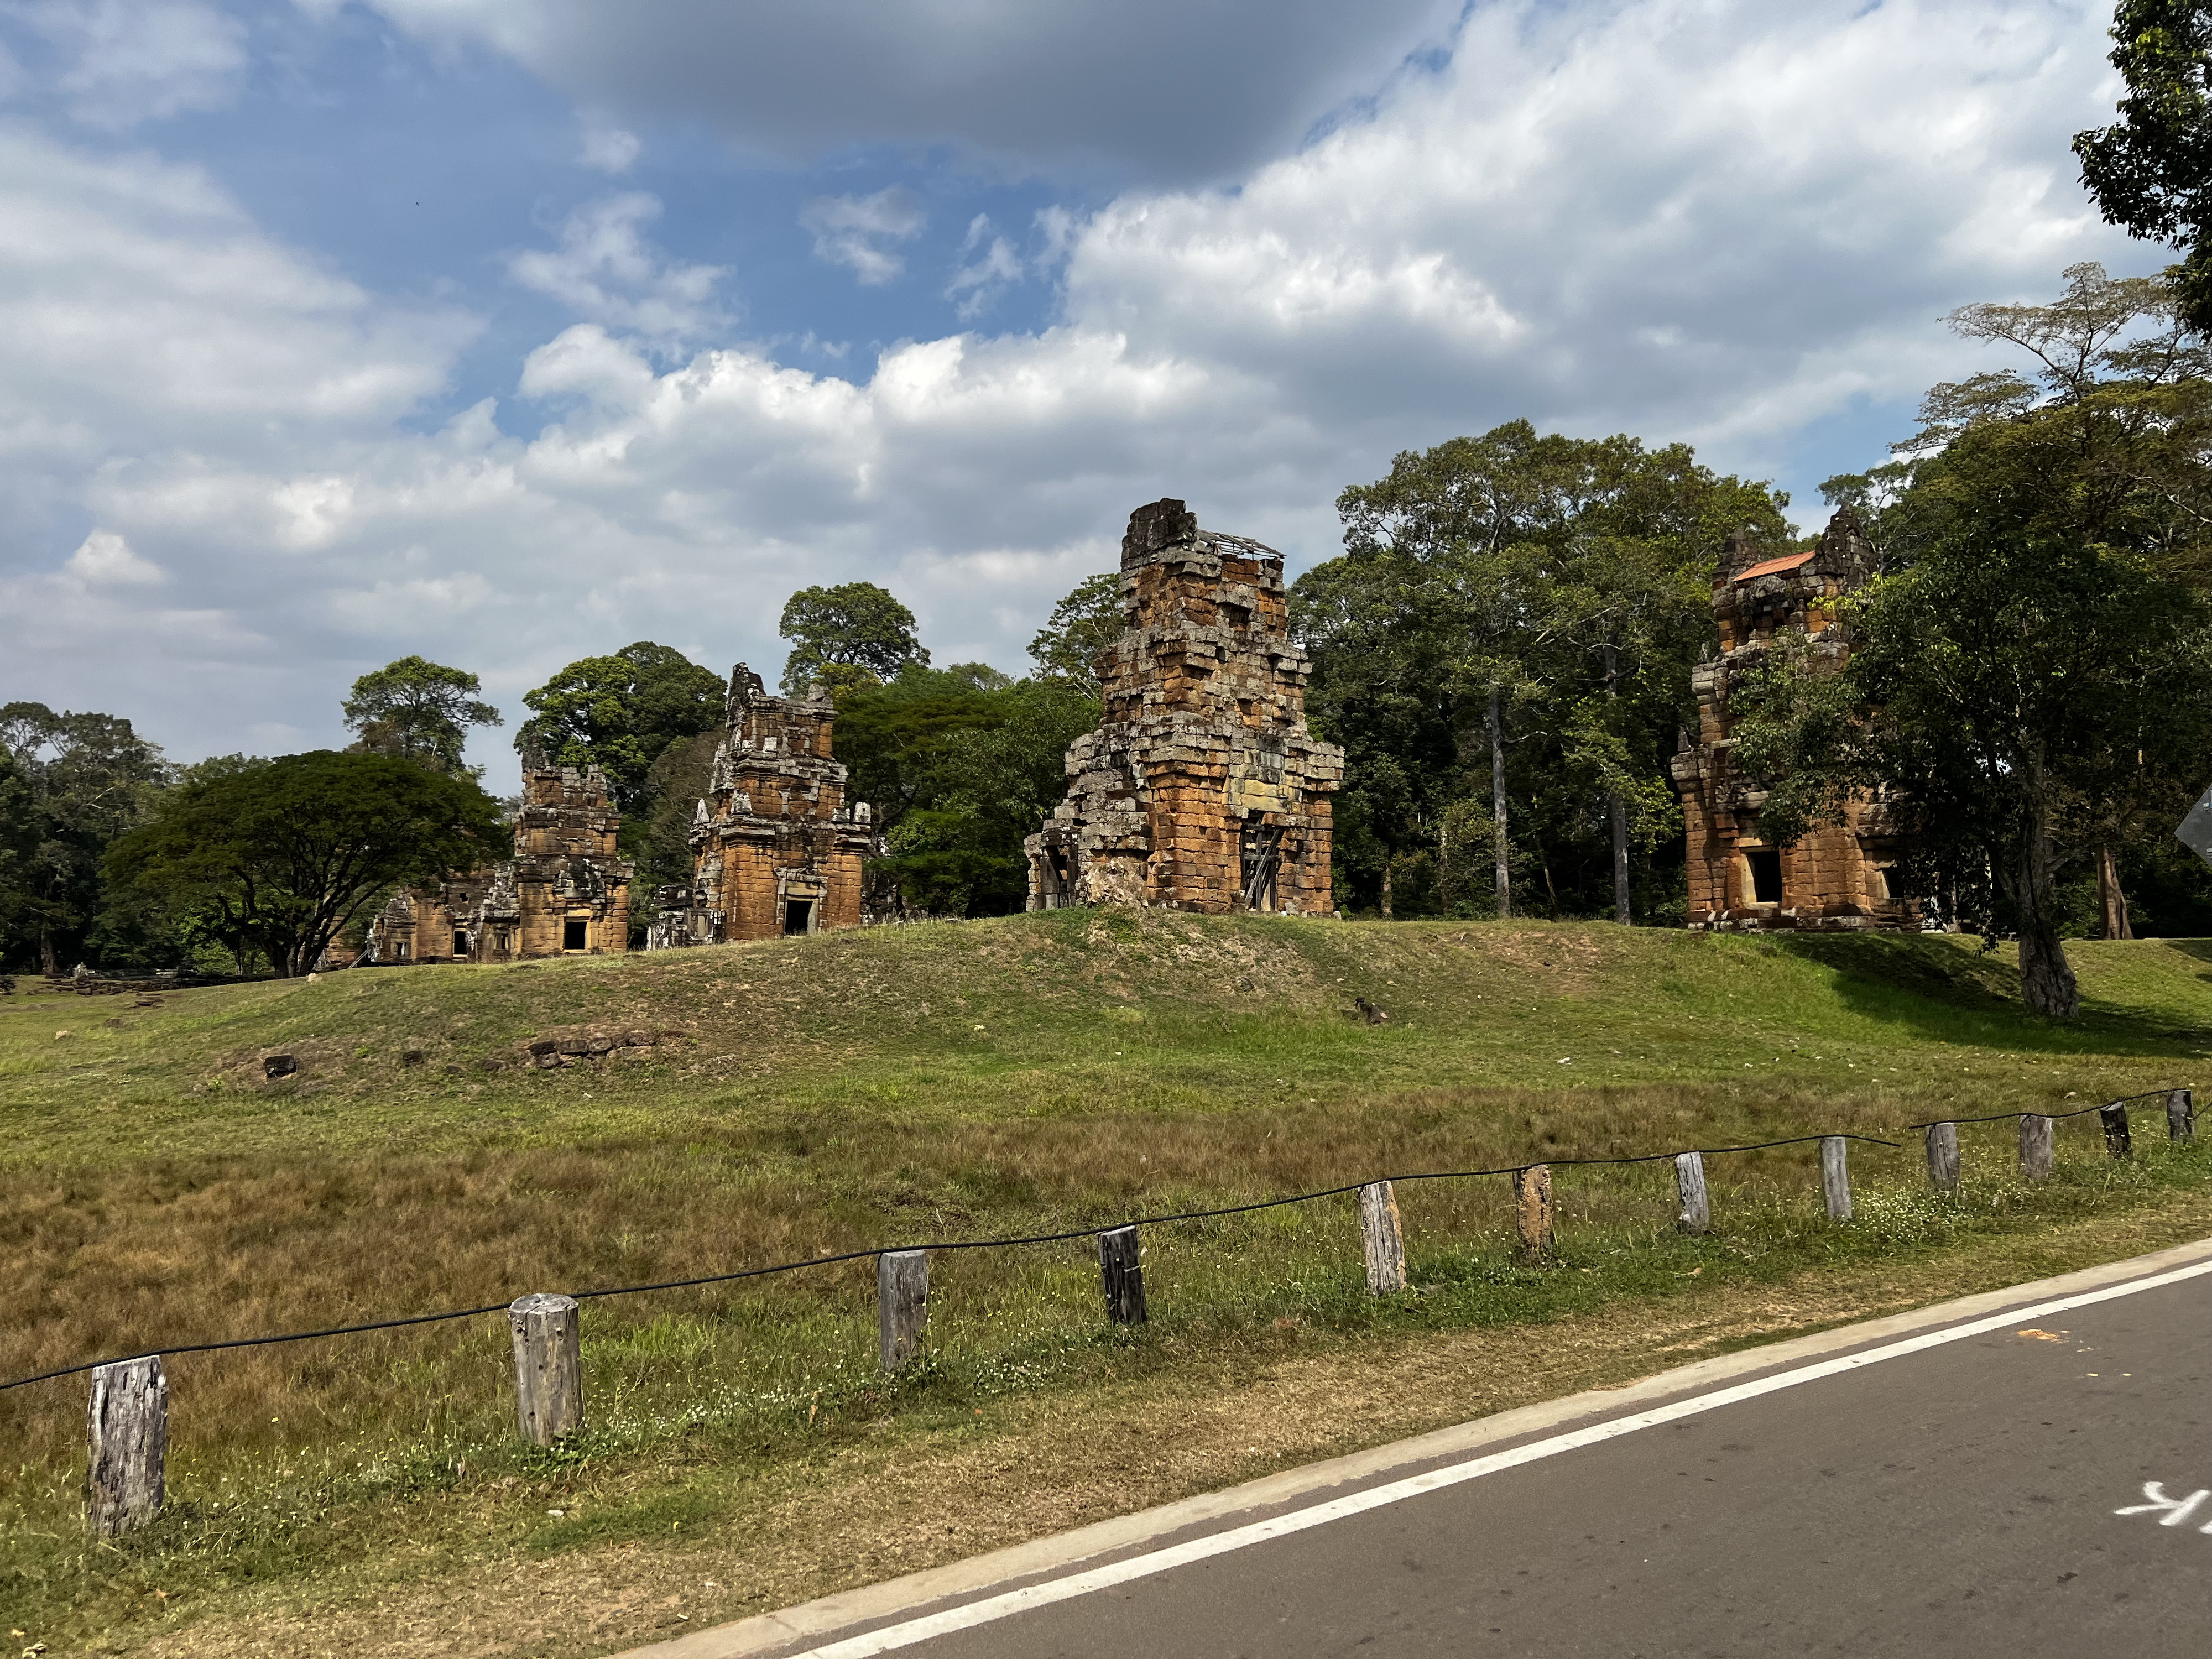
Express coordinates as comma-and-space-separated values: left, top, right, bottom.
1674, 1151, 1710, 1234
2019, 1113, 2054, 1181
1515, 1165, 1554, 1259
1098, 1225, 1147, 1324
2168, 1089, 2195, 1144
1820, 1137, 1852, 1224
2101, 1102, 2133, 1159
507, 1292, 583, 1446
1925, 1121, 1960, 1192
87, 1355, 165, 1537
878, 1250, 928, 1371
1358, 1180, 1407, 1293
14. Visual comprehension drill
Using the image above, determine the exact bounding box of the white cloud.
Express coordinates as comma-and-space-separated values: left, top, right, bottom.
64, 527, 162, 582
800, 187, 926, 286
509, 192, 728, 344
17, 0, 248, 129
946, 214, 1022, 319
577, 115, 639, 174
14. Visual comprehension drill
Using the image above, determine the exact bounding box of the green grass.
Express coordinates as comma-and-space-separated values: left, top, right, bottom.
3, 910, 2210, 1652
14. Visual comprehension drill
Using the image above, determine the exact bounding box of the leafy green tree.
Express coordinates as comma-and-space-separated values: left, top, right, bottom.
1028, 572, 1123, 688
105, 751, 506, 978
0, 703, 169, 974
2075, 3, 2212, 332
833, 664, 1097, 915
515, 642, 724, 815
341, 656, 500, 774
779, 582, 928, 696
1303, 424, 1788, 922
1738, 266, 2212, 1016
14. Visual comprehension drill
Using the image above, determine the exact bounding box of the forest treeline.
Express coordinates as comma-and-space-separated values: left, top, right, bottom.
7, 265, 2212, 1009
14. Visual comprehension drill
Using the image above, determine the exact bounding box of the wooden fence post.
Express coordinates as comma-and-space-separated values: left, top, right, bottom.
1925, 1122, 1960, 1192
1820, 1137, 1852, 1224
2101, 1102, 2133, 1159
1098, 1225, 1147, 1324
2167, 1089, 2195, 1144
877, 1250, 928, 1372
86, 1355, 165, 1536
1674, 1151, 1710, 1234
1358, 1180, 1407, 1293
1515, 1165, 1554, 1259
508, 1293, 582, 1446
2018, 1113, 2054, 1181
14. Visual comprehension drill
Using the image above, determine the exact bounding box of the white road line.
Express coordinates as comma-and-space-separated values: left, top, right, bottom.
783, 1255, 2212, 1658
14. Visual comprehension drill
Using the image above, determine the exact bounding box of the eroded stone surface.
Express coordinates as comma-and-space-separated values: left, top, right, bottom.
1026, 499, 1342, 915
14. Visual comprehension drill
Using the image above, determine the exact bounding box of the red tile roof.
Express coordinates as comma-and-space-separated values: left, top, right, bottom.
1735, 550, 1816, 582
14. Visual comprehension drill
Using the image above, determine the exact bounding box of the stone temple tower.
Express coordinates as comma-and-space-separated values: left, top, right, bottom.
1670, 507, 1914, 931
1026, 498, 1342, 914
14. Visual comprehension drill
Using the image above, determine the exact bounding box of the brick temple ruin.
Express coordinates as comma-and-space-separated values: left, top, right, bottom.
365, 749, 633, 964
648, 664, 872, 945
1671, 508, 1914, 931
1026, 498, 1342, 915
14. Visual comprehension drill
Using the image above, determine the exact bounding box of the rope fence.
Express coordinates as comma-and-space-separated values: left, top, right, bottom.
39, 1089, 2198, 1537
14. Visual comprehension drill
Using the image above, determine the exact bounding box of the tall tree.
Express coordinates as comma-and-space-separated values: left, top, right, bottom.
1739, 265, 2212, 1016
105, 752, 505, 978
342, 656, 501, 774
2075, 2, 2212, 332
0, 703, 168, 974
515, 642, 724, 815
1028, 572, 1123, 689
779, 582, 928, 696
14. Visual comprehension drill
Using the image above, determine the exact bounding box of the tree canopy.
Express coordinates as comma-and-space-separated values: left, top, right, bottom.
105, 751, 506, 978
779, 582, 928, 696
1739, 265, 2212, 1015
515, 641, 724, 816
1027, 572, 1123, 688
342, 655, 500, 775
2076, 2, 2212, 332
0, 703, 168, 974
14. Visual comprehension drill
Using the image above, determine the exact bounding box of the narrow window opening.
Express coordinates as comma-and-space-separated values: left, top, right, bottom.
784, 899, 813, 936
1746, 848, 1783, 905
564, 917, 588, 951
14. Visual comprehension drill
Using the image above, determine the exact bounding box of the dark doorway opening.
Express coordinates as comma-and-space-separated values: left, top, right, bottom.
1746, 848, 1783, 905
784, 899, 813, 936
563, 917, 588, 951
452, 930, 468, 958
1241, 821, 1282, 912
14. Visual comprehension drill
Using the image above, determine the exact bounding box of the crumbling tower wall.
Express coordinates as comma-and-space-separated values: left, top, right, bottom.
1670, 508, 1912, 931
653, 665, 872, 945
1026, 498, 1342, 915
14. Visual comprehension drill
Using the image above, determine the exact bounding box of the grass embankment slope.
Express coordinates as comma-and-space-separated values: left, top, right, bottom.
5, 911, 2212, 1656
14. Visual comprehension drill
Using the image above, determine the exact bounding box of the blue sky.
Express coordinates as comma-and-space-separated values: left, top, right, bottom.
0, 0, 2165, 789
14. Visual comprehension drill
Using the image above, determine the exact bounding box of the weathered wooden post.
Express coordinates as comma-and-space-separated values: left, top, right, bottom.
2101, 1101, 2133, 1159
1358, 1180, 1407, 1293
87, 1355, 165, 1536
2019, 1113, 2055, 1180
1673, 1151, 1710, 1234
508, 1292, 583, 1446
1514, 1165, 1554, 1259
1820, 1137, 1852, 1223
877, 1250, 928, 1371
1925, 1122, 1960, 1192
2167, 1089, 2195, 1144
1098, 1225, 1147, 1324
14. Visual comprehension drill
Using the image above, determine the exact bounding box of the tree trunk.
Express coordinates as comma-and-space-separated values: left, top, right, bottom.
2010, 805, 2079, 1018
39, 924, 56, 978
1380, 859, 1392, 921
1602, 642, 1630, 925
1488, 683, 1509, 919
2095, 844, 2133, 940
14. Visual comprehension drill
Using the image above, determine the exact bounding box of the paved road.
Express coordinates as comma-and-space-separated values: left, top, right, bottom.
771, 1258, 2212, 1658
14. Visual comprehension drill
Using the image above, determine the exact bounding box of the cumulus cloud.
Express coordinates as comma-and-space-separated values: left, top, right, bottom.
577, 115, 639, 174
359, 0, 1460, 183
509, 192, 728, 343
64, 528, 163, 583
17, 0, 248, 129
800, 187, 926, 286
946, 215, 1023, 319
